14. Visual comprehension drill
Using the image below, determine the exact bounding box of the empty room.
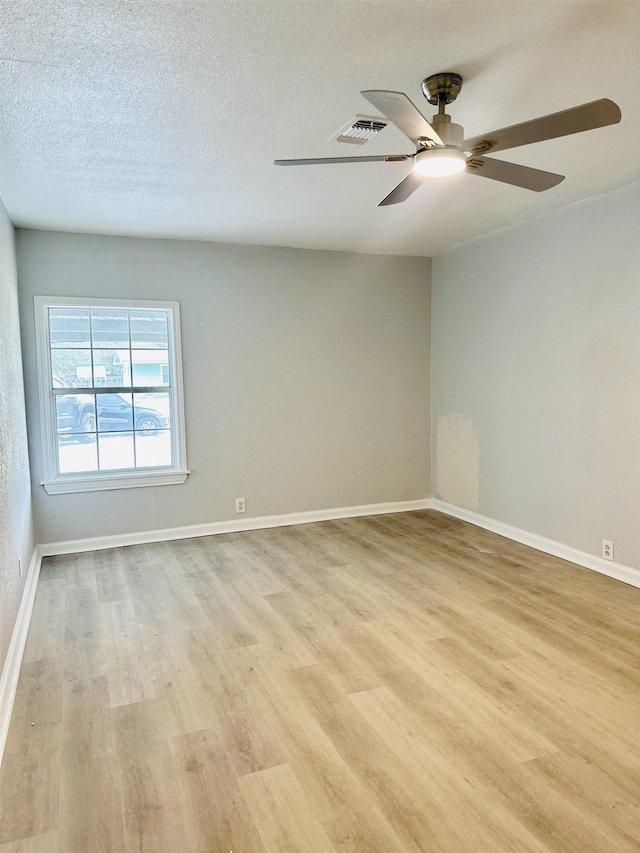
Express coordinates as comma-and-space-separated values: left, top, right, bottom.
0, 1, 638, 851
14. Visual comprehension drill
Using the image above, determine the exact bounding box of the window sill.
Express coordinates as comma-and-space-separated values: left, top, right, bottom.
42, 470, 190, 495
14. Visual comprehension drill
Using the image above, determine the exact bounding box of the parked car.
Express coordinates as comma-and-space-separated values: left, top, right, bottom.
53, 378, 168, 442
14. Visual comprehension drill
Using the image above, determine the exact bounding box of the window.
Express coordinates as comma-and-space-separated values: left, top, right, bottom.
35, 296, 188, 494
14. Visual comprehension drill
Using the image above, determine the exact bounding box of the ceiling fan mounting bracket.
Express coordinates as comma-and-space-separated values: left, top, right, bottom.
417, 136, 438, 150
421, 72, 463, 106
468, 140, 492, 154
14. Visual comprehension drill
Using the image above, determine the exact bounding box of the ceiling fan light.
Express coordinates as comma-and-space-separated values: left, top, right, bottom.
413, 148, 467, 177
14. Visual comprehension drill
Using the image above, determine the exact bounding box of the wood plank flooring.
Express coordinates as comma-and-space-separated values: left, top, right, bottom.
0, 510, 638, 852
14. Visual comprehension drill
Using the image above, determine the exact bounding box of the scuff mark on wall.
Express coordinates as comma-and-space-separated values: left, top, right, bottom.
436, 413, 479, 511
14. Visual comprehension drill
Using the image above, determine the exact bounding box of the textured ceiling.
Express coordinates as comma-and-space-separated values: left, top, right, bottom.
0, 1, 638, 256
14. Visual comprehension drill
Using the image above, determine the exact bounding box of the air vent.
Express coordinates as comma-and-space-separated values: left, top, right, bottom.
331, 115, 388, 145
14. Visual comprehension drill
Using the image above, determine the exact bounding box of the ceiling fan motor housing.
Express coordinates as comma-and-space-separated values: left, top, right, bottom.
429, 113, 464, 148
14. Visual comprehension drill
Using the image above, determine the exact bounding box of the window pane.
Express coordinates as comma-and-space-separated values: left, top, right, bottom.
58, 436, 98, 473
90, 307, 130, 348
49, 308, 90, 349
131, 350, 169, 387
98, 432, 134, 471
56, 394, 96, 437
51, 350, 94, 387
96, 393, 133, 433
133, 392, 170, 431
135, 429, 172, 468
92, 349, 130, 388
130, 309, 168, 349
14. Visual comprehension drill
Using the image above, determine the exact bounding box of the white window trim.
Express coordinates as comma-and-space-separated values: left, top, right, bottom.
34, 295, 189, 495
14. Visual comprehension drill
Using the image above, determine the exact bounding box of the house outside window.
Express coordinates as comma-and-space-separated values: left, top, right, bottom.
35, 296, 189, 494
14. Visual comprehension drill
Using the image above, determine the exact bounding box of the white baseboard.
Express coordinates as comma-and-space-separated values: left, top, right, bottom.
430, 499, 640, 589
39, 498, 432, 557
0, 546, 42, 769
39, 496, 640, 588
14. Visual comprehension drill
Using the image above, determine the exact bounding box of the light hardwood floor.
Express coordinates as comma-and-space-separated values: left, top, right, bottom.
0, 510, 638, 852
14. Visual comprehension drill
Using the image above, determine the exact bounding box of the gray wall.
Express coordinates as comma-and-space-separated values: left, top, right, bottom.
0, 199, 35, 672
18, 231, 431, 544
432, 182, 640, 569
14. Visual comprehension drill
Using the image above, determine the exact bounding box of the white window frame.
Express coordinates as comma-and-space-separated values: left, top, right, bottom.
35, 295, 189, 495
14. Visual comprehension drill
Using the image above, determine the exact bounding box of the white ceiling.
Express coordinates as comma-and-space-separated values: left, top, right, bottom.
1, 1, 638, 257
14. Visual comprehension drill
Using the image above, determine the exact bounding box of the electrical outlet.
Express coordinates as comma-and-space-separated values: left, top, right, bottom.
235, 497, 246, 514
18, 556, 22, 580
602, 539, 614, 561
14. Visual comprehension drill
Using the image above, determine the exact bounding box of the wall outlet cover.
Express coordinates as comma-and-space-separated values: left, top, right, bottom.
602, 539, 614, 561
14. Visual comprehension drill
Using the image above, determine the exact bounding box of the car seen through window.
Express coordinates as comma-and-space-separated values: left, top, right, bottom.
53, 378, 169, 441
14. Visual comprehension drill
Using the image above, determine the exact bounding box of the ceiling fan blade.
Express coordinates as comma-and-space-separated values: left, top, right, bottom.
378, 172, 425, 206
463, 99, 621, 155
274, 154, 411, 166
466, 156, 564, 191
361, 90, 443, 147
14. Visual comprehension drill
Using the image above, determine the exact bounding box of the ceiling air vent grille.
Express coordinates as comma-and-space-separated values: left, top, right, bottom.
331, 115, 388, 145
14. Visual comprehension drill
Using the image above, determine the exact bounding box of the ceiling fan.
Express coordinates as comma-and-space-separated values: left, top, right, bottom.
274, 73, 622, 206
